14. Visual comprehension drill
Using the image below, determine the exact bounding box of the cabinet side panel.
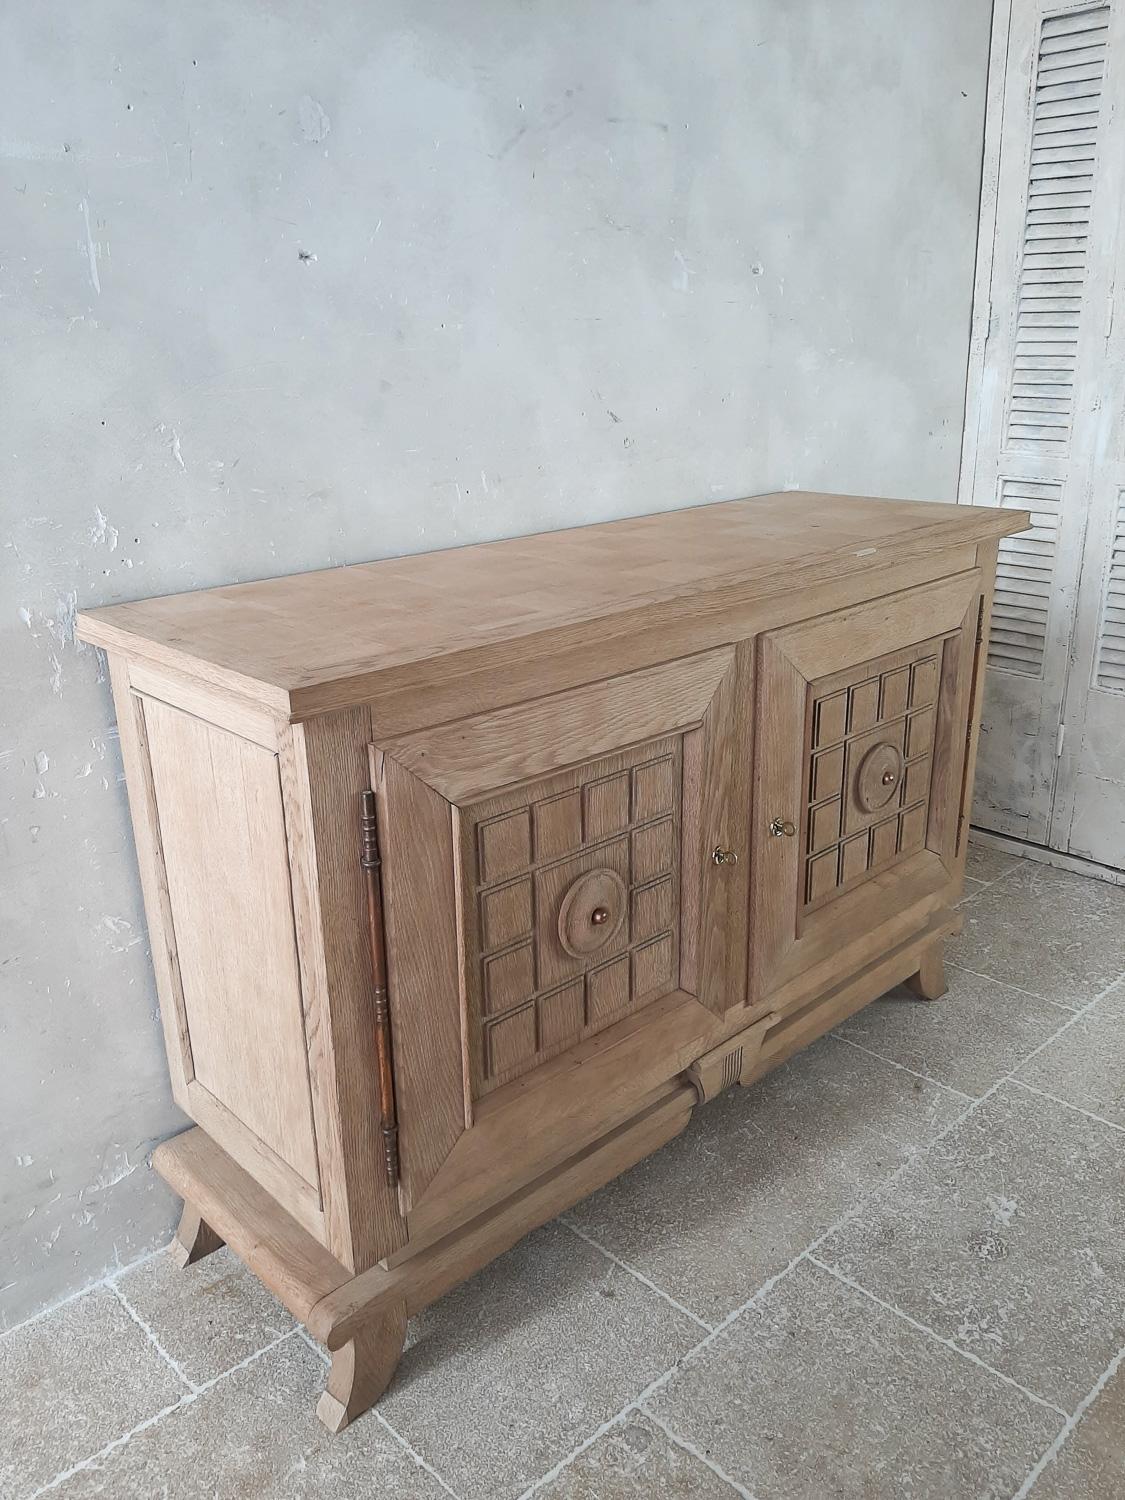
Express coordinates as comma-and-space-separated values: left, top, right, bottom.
142, 696, 321, 1195
108, 660, 193, 1106
962, 540, 1000, 869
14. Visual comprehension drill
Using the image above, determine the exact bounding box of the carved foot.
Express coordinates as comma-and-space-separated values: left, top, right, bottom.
171, 1203, 225, 1269
904, 944, 946, 1002
316, 1303, 407, 1434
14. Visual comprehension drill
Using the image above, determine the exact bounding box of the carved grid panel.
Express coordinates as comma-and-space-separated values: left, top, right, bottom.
464, 735, 683, 1096
802, 640, 944, 911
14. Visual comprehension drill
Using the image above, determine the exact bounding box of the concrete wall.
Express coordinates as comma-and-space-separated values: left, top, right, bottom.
0, 0, 992, 1325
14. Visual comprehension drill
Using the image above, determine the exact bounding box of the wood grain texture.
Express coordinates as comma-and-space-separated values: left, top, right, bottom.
456, 737, 684, 1099
760, 869, 957, 1020
904, 943, 947, 1001
743, 913, 960, 1087
76, 493, 1028, 720
402, 990, 718, 1252
315, 1304, 407, 1433
749, 633, 808, 1001
775, 571, 981, 681
127, 657, 281, 750
307, 1084, 695, 1348
373, 750, 467, 1213
363, 545, 983, 737
280, 712, 407, 1273
184, 1077, 324, 1241
171, 1203, 224, 1268
749, 573, 981, 1005
377, 643, 745, 1225
926, 596, 979, 869
153, 1128, 350, 1322
686, 1015, 774, 1102
112, 663, 324, 1242
142, 696, 321, 1199
800, 635, 947, 910
381, 648, 732, 803
677, 725, 704, 997
693, 642, 753, 1015
958, 540, 999, 870
91, 498, 1023, 1435
107, 660, 193, 1108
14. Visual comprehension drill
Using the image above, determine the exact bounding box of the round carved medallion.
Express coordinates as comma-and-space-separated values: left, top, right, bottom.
557, 867, 627, 957
855, 741, 904, 814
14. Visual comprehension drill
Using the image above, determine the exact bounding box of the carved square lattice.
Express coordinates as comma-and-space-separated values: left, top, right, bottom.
802, 639, 945, 911
461, 736, 683, 1096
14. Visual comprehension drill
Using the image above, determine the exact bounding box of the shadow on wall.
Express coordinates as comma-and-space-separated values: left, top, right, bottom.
0, 0, 991, 1326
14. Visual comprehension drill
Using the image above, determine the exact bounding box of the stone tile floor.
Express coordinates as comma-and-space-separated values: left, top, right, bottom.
3, 842, 1124, 1499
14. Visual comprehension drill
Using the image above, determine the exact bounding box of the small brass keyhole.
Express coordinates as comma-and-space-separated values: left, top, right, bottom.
590, 906, 610, 926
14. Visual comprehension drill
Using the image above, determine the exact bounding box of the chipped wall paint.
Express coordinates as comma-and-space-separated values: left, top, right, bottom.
0, 0, 991, 1326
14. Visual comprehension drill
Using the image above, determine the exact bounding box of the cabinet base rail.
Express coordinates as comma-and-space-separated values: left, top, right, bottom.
153, 923, 952, 1432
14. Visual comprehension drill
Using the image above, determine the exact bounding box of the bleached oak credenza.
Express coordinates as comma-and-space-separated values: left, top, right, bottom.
76, 491, 1027, 1431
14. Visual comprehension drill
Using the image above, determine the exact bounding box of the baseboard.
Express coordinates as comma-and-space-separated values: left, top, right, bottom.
969, 827, 1125, 887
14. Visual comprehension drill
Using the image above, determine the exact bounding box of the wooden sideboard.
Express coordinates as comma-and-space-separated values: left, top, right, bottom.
76, 490, 1027, 1431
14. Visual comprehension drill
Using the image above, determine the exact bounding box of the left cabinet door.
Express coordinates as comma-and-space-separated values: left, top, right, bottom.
372, 645, 751, 1231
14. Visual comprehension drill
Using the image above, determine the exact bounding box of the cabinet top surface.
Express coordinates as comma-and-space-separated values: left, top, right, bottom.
77, 490, 1024, 715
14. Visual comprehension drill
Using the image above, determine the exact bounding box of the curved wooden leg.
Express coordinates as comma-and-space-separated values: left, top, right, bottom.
171, 1203, 225, 1269
316, 1302, 407, 1434
904, 943, 947, 1002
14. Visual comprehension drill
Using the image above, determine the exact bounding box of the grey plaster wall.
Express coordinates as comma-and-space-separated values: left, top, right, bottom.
0, 1, 991, 1325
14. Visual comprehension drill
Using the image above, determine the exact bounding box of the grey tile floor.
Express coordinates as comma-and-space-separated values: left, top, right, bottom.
3, 842, 1124, 1499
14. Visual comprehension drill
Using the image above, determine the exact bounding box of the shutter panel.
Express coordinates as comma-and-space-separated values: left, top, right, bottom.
1006, 5, 1110, 453
1094, 490, 1125, 690
988, 479, 1063, 676
960, 0, 1124, 850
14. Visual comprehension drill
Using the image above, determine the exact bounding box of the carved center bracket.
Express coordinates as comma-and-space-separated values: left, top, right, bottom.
686, 1015, 774, 1103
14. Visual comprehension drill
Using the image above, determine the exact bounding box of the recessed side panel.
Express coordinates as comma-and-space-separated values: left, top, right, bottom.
142, 696, 322, 1222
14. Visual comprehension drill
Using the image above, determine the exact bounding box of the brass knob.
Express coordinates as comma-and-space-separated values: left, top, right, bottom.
590, 906, 610, 926
881, 770, 897, 786
712, 846, 739, 866
769, 817, 796, 838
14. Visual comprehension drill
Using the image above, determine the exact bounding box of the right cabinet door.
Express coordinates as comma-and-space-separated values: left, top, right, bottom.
749, 571, 983, 1007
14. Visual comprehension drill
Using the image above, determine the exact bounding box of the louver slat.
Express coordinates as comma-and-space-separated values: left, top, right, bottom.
1039, 42, 1109, 68
1004, 6, 1109, 452
1094, 494, 1125, 691
1039, 11, 1108, 42
987, 482, 1063, 676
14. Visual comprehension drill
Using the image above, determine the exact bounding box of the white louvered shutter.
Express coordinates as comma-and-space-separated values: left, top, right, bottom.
988, 480, 1063, 674
1092, 493, 1125, 690
1006, 9, 1109, 452
959, 0, 1124, 855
